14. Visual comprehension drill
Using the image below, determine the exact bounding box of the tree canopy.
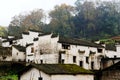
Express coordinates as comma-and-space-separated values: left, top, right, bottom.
7, 0, 120, 40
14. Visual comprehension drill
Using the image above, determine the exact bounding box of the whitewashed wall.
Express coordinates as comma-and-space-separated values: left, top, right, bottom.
2, 42, 10, 47
58, 43, 104, 70
116, 44, 120, 57
20, 68, 94, 80
38, 34, 52, 54
34, 40, 41, 64
12, 46, 25, 61
8, 36, 14, 39
29, 31, 39, 38
26, 45, 35, 62
50, 37, 59, 54
105, 50, 117, 58
21, 34, 31, 46
40, 53, 58, 64
20, 68, 51, 80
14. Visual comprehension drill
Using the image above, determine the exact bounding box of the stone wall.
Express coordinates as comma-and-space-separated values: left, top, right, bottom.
101, 70, 120, 80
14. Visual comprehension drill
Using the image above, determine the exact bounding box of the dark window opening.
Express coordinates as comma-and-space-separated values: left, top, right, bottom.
73, 56, 76, 63
9, 41, 13, 45
2, 56, 7, 60
97, 49, 103, 53
91, 61, 94, 70
28, 54, 33, 56
39, 77, 42, 80
62, 44, 70, 49
17, 53, 18, 55
61, 59, 64, 64
28, 59, 30, 62
40, 60, 43, 64
18, 59, 21, 62
114, 55, 117, 58
79, 61, 83, 67
86, 57, 89, 63
31, 47, 34, 53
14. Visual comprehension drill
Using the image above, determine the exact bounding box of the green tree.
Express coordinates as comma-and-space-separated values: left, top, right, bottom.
0, 26, 7, 36
49, 4, 75, 37
8, 9, 45, 36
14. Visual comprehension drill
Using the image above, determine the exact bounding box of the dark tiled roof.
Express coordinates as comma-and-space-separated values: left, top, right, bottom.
2, 38, 17, 42
0, 46, 12, 56
105, 44, 116, 51
1, 36, 8, 39
59, 37, 104, 48
15, 36, 23, 39
101, 57, 120, 61
13, 45, 26, 52
2, 40, 8, 42
19, 64, 93, 75
38, 33, 51, 36
111, 36, 120, 41
51, 33, 58, 38
26, 43, 33, 47
22, 32, 29, 35
33, 38, 39, 41
29, 29, 41, 33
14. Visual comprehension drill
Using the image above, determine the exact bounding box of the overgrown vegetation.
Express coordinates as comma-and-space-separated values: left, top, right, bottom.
0, 75, 18, 80
0, 26, 7, 37
0, 62, 25, 80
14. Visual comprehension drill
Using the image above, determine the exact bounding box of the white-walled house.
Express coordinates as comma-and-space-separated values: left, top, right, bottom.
0, 30, 111, 70
58, 37, 105, 70
2, 37, 18, 47
2, 40, 10, 47
104, 44, 118, 58
20, 30, 39, 46
38, 33, 59, 64
18, 64, 94, 80
12, 45, 26, 62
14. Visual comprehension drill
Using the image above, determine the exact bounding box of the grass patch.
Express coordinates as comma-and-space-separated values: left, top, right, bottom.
0, 75, 18, 80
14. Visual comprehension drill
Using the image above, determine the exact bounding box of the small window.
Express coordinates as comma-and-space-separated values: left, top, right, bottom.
16, 53, 18, 55
28, 59, 30, 62
91, 61, 94, 70
79, 61, 83, 67
2, 56, 7, 60
62, 44, 70, 50
40, 60, 43, 64
114, 55, 117, 58
9, 41, 13, 45
86, 57, 89, 63
39, 77, 42, 80
31, 47, 34, 53
97, 49, 103, 53
28, 54, 33, 56
73, 56, 76, 63
18, 59, 21, 62
61, 59, 64, 64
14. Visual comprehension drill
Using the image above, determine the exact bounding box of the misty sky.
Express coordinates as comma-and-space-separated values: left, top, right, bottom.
0, 0, 114, 26
0, 0, 75, 26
